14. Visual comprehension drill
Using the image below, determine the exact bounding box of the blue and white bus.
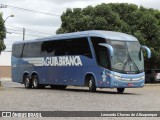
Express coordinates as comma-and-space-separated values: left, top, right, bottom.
11, 30, 151, 93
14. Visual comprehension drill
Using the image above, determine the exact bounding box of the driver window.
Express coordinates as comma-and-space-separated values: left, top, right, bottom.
98, 46, 109, 69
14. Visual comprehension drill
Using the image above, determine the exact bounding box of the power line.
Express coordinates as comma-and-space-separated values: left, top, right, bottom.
6, 25, 22, 30
6, 25, 54, 36
7, 31, 46, 38
22, 28, 53, 36
7, 28, 22, 32
0, 4, 61, 17
6, 25, 54, 40
7, 27, 53, 36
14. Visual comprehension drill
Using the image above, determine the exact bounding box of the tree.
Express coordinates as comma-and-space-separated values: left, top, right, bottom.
57, 4, 124, 33
57, 3, 160, 68
0, 12, 6, 53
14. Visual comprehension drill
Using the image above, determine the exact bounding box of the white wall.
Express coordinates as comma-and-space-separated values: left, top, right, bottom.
0, 51, 11, 66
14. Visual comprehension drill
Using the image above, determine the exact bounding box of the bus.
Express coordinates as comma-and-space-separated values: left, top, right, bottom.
11, 30, 151, 93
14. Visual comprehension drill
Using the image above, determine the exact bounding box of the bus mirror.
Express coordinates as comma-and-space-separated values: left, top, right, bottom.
141, 46, 151, 58
99, 43, 114, 57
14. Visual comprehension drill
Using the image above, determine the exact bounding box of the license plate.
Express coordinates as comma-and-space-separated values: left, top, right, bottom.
128, 83, 134, 86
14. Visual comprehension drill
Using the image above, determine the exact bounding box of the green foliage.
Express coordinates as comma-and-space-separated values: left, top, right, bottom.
57, 3, 160, 68
0, 12, 6, 52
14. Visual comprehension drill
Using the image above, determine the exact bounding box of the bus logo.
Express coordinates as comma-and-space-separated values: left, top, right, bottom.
43, 56, 82, 66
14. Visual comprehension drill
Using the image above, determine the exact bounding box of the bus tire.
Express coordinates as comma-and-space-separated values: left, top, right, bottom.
88, 76, 96, 92
117, 88, 125, 93
32, 75, 40, 89
24, 75, 32, 88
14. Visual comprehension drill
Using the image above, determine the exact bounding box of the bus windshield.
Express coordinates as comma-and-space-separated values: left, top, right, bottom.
109, 41, 144, 73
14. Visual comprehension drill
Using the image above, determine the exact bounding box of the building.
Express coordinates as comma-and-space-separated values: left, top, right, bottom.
0, 51, 11, 79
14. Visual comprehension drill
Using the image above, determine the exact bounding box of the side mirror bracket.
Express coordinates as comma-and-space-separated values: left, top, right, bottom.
141, 46, 151, 58
99, 43, 114, 57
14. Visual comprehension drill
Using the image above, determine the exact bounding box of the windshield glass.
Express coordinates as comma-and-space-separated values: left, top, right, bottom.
109, 41, 144, 73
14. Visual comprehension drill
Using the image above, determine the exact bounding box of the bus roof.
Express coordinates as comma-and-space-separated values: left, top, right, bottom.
13, 30, 138, 44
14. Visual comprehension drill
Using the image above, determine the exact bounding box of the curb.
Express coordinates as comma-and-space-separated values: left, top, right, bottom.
0, 78, 12, 81
0, 79, 11, 88
145, 83, 160, 86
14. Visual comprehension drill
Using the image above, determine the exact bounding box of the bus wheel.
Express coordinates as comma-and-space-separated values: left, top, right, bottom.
88, 76, 96, 92
32, 75, 40, 89
117, 88, 125, 93
24, 75, 32, 88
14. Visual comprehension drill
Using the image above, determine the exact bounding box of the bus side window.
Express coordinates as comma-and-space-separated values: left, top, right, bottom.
22, 42, 42, 57
41, 41, 56, 56
91, 37, 110, 69
22, 43, 29, 57
12, 44, 24, 58
40, 38, 92, 57
65, 38, 92, 58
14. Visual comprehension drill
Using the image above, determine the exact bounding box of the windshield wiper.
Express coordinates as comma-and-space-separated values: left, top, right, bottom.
123, 42, 140, 73
122, 57, 139, 73
127, 49, 140, 73
130, 58, 140, 73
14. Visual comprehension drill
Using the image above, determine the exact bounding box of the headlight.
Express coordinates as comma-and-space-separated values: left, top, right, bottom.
121, 78, 131, 81
113, 75, 122, 80
108, 74, 122, 80
109, 74, 145, 81
132, 76, 145, 81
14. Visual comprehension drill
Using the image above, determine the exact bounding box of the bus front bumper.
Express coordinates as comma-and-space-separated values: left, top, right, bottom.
109, 74, 145, 88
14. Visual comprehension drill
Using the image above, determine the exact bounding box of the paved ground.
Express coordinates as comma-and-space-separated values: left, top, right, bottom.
0, 80, 160, 120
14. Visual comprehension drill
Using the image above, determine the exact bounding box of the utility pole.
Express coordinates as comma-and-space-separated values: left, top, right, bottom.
23, 28, 25, 41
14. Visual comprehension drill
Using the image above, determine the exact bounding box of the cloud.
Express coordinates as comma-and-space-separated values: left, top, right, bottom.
1, 0, 160, 51
45, 0, 98, 5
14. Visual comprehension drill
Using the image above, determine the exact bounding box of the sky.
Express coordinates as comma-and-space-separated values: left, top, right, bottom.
0, 0, 160, 51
